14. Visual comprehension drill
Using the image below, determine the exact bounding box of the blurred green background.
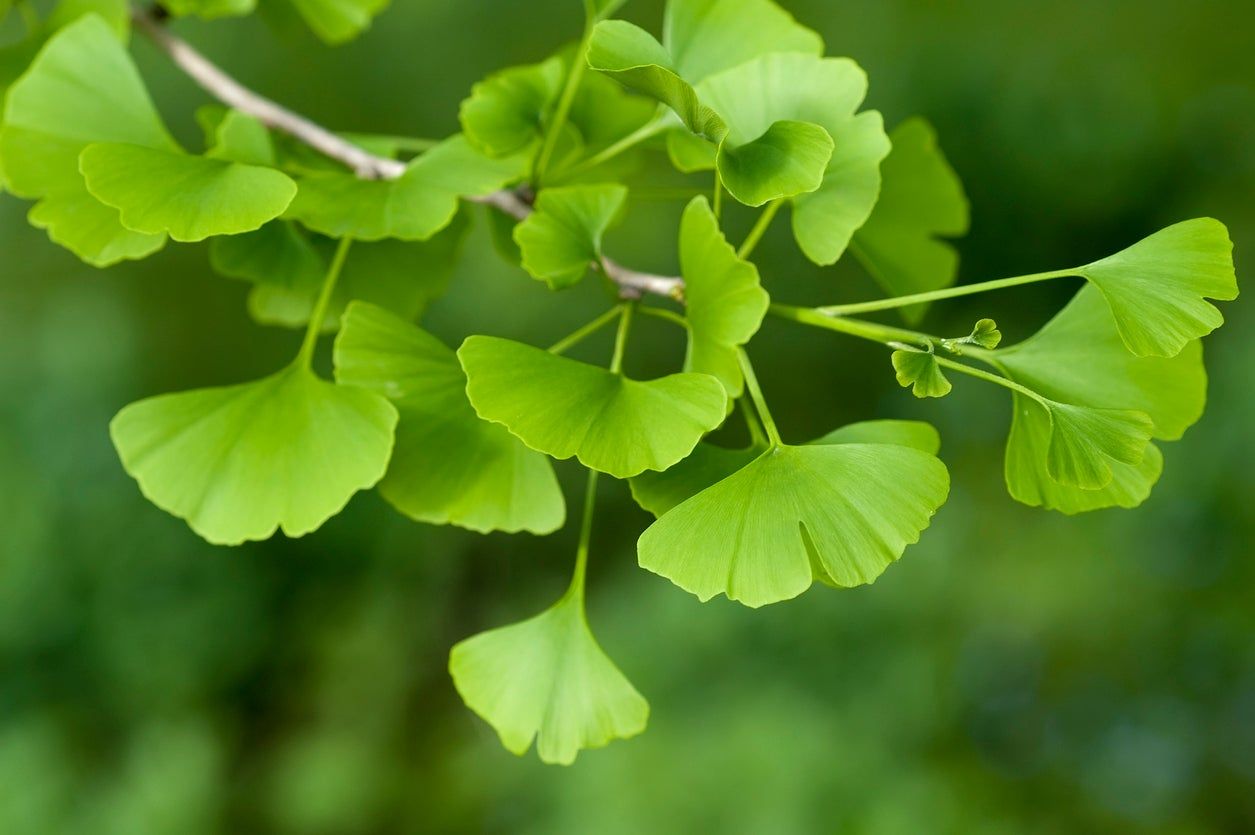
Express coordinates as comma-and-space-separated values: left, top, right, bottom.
1, 1, 1252, 832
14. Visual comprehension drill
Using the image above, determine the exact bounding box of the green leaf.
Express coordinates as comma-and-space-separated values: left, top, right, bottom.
334, 302, 565, 534
210, 220, 325, 294
460, 58, 565, 157
283, 0, 389, 44
663, 0, 822, 82
665, 129, 716, 173
45, 0, 130, 37
514, 184, 628, 289
206, 110, 276, 167
630, 419, 941, 517
637, 443, 949, 607
696, 53, 889, 257
80, 143, 297, 242
110, 364, 398, 546
678, 196, 769, 395
286, 135, 525, 241
852, 118, 969, 322
1074, 218, 1237, 357
458, 335, 727, 479
714, 120, 833, 207
956, 319, 1002, 351
891, 349, 952, 398
0, 15, 176, 265
161, 0, 256, 19
449, 591, 648, 765
1038, 400, 1153, 491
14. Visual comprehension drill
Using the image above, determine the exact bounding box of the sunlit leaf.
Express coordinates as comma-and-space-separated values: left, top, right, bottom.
943, 318, 1002, 352
515, 184, 627, 289
1073, 218, 1237, 357
1042, 401, 1152, 490
110, 364, 398, 545
206, 110, 276, 167
80, 143, 297, 242
697, 53, 889, 257
678, 197, 769, 395
450, 590, 648, 765
459, 335, 727, 479
0, 16, 175, 264
460, 57, 564, 157
637, 442, 949, 607
665, 129, 716, 173
282, 0, 389, 44
334, 302, 565, 534
891, 349, 952, 398
852, 118, 969, 322
714, 120, 833, 207
664, 0, 822, 82
286, 135, 525, 241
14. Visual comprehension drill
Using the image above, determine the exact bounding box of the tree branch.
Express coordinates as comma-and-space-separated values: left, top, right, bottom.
131, 6, 685, 300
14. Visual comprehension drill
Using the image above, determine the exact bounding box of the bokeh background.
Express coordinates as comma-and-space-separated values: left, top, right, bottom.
2, 1, 1253, 832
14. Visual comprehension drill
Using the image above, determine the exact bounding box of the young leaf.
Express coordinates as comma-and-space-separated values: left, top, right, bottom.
79, 143, 297, 242
630, 419, 940, 517
852, 118, 969, 322
637, 443, 949, 607
449, 591, 648, 765
891, 349, 952, 398
110, 364, 398, 546
678, 196, 769, 395
458, 335, 727, 479
1074, 218, 1237, 357
514, 184, 628, 289
942, 318, 1002, 353
696, 53, 889, 259
334, 303, 565, 534
1040, 400, 1153, 490
459, 58, 565, 157
282, 0, 389, 45
0, 15, 176, 265
286, 135, 525, 241
714, 119, 834, 207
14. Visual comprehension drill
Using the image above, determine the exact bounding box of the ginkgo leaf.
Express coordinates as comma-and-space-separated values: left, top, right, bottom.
458, 335, 727, 479
209, 220, 324, 293
286, 135, 525, 241
282, 0, 389, 44
891, 349, 952, 398
679, 197, 769, 395
852, 118, 969, 322
1038, 400, 1152, 491
449, 590, 648, 765
630, 419, 941, 517
514, 184, 628, 289
206, 110, 276, 167
664, 0, 822, 82
696, 53, 889, 260
334, 303, 565, 534
460, 57, 565, 157
637, 443, 949, 607
665, 129, 716, 173
1073, 218, 1237, 357
953, 318, 1002, 351
80, 143, 297, 242
45, 0, 130, 38
0, 15, 175, 265
110, 364, 398, 546
162, 0, 256, 19
714, 120, 833, 207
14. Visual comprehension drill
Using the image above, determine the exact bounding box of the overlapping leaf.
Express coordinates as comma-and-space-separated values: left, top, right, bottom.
281, 0, 389, 44
450, 590, 648, 765
460, 58, 565, 157
637, 442, 950, 607
852, 118, 969, 321
334, 303, 565, 534
110, 364, 398, 545
891, 349, 952, 398
458, 336, 727, 478
285, 135, 526, 241
678, 197, 769, 395
514, 184, 627, 289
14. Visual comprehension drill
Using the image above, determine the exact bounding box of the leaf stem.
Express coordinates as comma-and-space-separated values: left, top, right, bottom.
637, 305, 688, 329
298, 236, 353, 368
818, 269, 1076, 316
932, 356, 1047, 404
738, 199, 782, 260
739, 396, 769, 449
566, 468, 600, 602
609, 302, 636, 374
548, 306, 624, 355
535, 22, 594, 183
737, 349, 782, 446
551, 111, 669, 182
769, 303, 933, 348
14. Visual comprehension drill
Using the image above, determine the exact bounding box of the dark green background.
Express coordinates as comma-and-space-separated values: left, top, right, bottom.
1, 1, 1252, 832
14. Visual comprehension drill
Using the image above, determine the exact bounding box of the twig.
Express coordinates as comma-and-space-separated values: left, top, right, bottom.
131, 6, 686, 299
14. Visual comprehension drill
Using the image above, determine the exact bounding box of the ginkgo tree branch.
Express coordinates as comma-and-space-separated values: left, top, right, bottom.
132, 6, 686, 300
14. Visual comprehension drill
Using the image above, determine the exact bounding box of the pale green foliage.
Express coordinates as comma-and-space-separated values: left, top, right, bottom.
335, 303, 565, 534
943, 318, 1002, 352
460, 58, 565, 157
449, 590, 648, 765
283, 0, 390, 44
110, 365, 398, 546
459, 335, 727, 478
891, 349, 952, 398
515, 184, 627, 288
162, 0, 256, 20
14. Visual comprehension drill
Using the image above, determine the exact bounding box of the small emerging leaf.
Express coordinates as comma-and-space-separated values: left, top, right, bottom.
514, 184, 627, 289
942, 318, 1001, 352
891, 349, 952, 398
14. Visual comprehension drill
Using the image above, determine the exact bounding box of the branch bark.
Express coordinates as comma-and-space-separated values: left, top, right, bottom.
132, 7, 685, 300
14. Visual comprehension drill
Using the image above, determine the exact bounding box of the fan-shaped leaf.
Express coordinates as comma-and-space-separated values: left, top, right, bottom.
679, 197, 769, 395
283, 0, 389, 44
460, 58, 565, 157
110, 364, 398, 545
638, 443, 949, 607
458, 335, 727, 479
852, 118, 969, 322
449, 591, 648, 765
334, 303, 565, 534
206, 110, 276, 166
891, 349, 952, 398
663, 0, 822, 82
80, 142, 296, 242
1044, 401, 1153, 490
515, 184, 627, 289
714, 119, 833, 207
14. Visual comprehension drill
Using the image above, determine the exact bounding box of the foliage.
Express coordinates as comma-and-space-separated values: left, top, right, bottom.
0, 0, 1239, 768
